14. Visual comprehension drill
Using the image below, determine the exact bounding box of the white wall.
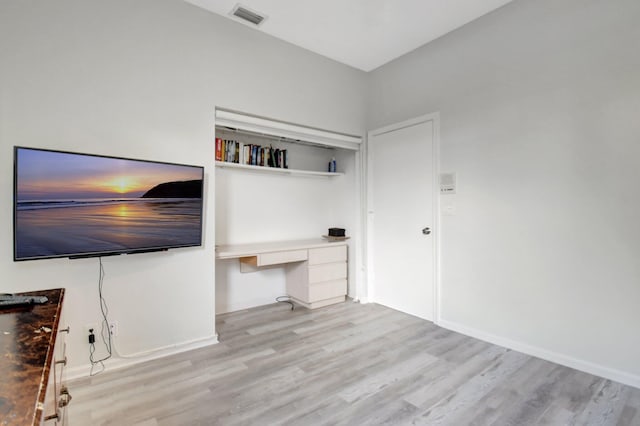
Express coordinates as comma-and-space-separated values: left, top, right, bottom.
0, 0, 365, 375
368, 0, 640, 385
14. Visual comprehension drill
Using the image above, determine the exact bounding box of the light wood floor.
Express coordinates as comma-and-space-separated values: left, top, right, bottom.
68, 301, 640, 425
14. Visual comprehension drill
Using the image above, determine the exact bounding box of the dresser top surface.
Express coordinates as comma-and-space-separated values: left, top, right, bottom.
0, 288, 65, 426
215, 238, 347, 259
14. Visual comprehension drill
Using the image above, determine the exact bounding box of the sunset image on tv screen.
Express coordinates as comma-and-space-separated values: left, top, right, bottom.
14, 147, 204, 260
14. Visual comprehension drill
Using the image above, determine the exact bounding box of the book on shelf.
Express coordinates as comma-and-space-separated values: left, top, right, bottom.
264, 147, 271, 168
251, 145, 257, 165
243, 144, 249, 165
215, 138, 222, 162
216, 138, 289, 170
229, 140, 238, 163
238, 142, 245, 164
267, 146, 275, 168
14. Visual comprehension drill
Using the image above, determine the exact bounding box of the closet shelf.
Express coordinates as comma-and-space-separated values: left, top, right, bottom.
215, 161, 344, 177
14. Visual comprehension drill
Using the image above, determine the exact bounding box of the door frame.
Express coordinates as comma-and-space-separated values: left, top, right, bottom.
362, 112, 441, 324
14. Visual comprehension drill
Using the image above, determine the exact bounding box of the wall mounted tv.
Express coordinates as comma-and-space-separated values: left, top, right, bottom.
14, 147, 204, 261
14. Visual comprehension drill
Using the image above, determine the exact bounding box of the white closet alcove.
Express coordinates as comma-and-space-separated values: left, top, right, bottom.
214, 109, 362, 314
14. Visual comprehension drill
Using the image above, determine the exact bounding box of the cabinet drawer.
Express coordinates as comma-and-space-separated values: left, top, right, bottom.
247, 249, 308, 267
308, 279, 347, 302
308, 245, 346, 265
309, 262, 347, 283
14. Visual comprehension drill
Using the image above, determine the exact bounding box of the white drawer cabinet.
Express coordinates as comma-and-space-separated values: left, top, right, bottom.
216, 239, 349, 310
286, 244, 348, 309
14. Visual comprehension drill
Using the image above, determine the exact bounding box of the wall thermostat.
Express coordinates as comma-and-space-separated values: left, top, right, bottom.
440, 172, 456, 194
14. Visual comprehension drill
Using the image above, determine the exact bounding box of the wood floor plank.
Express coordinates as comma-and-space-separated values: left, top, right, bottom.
67, 301, 640, 425
403, 345, 507, 408
571, 380, 630, 425
487, 363, 571, 425
412, 350, 531, 425
338, 351, 438, 403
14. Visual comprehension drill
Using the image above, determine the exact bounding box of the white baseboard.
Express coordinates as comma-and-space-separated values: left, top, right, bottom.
217, 297, 283, 314
66, 334, 219, 381
438, 318, 640, 390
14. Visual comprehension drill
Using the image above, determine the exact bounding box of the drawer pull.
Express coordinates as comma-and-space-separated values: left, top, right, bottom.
59, 386, 72, 407
55, 356, 67, 366
44, 411, 59, 422
60, 326, 70, 334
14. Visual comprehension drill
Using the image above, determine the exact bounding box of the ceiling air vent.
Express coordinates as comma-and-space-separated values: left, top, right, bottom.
231, 4, 266, 26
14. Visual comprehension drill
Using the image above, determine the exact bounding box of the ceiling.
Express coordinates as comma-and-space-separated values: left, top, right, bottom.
184, 0, 514, 72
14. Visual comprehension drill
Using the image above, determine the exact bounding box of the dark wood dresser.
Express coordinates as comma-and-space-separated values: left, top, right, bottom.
0, 289, 69, 425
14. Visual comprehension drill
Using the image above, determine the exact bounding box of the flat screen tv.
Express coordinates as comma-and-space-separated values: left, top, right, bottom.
14, 147, 204, 261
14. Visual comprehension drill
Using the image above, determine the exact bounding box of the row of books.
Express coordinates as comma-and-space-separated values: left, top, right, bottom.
215, 138, 288, 169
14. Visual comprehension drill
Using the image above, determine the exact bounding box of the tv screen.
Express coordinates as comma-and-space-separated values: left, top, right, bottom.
14, 147, 204, 261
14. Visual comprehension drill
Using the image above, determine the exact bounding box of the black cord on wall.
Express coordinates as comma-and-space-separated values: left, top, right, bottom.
89, 257, 113, 376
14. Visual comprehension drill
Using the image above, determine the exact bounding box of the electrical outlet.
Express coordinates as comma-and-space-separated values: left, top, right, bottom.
110, 321, 118, 337
85, 323, 97, 345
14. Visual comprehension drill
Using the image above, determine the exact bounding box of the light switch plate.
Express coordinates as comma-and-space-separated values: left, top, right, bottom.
442, 204, 456, 216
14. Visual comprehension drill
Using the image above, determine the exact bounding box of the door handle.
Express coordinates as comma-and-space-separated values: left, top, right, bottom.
422, 227, 431, 235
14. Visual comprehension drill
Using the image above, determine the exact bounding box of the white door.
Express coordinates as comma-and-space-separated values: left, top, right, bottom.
367, 115, 437, 321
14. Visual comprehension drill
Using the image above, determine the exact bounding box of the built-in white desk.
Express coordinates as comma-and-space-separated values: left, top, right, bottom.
215, 239, 348, 309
